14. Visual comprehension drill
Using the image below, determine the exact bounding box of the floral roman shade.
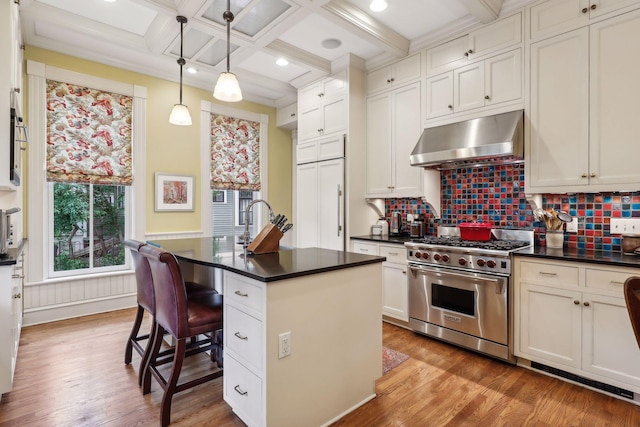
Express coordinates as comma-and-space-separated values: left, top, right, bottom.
46, 79, 133, 185
210, 114, 261, 191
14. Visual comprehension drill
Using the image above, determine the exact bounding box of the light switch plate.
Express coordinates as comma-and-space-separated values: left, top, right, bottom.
610, 218, 640, 234
566, 217, 578, 233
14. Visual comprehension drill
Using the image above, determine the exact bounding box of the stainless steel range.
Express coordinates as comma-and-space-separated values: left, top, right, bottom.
405, 227, 534, 363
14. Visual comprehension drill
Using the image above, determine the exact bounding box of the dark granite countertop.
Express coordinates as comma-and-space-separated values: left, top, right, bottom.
149, 237, 386, 282
350, 234, 413, 245
0, 239, 26, 266
514, 246, 640, 269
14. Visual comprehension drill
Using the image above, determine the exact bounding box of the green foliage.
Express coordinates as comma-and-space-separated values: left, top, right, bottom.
53, 183, 89, 241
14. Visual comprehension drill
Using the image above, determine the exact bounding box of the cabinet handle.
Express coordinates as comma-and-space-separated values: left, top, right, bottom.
234, 332, 248, 340
234, 290, 248, 297
464, 51, 469, 57
591, 4, 597, 10
337, 184, 342, 237
583, 301, 590, 307
12, 274, 24, 279
234, 385, 248, 396
390, 77, 395, 82
484, 95, 490, 100
402, 271, 407, 275
13, 293, 21, 299
388, 252, 399, 256
582, 7, 588, 13
611, 280, 624, 285
590, 173, 596, 178
387, 78, 392, 83
538, 271, 557, 276
573, 300, 580, 305
581, 173, 588, 178
290, 113, 296, 117
447, 105, 453, 110
360, 248, 369, 252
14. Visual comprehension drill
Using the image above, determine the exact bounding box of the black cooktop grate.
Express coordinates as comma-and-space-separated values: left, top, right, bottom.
412, 236, 530, 251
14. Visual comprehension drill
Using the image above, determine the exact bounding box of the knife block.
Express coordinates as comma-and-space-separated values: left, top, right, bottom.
247, 223, 283, 254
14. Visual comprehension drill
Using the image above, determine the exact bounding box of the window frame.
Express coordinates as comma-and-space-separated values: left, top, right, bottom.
27, 60, 147, 283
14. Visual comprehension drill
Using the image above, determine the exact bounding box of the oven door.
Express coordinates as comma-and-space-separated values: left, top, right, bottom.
408, 263, 508, 345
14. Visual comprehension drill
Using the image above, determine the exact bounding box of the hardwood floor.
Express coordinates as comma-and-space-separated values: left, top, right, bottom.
1, 309, 639, 426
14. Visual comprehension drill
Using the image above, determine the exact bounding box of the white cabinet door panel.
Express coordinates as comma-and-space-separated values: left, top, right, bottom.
318, 159, 345, 251
296, 163, 318, 248
392, 82, 422, 196
366, 93, 392, 195
454, 61, 484, 112
382, 263, 408, 321
425, 72, 454, 119
485, 49, 522, 106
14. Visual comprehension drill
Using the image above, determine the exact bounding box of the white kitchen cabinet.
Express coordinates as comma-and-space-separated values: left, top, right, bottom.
351, 240, 409, 323
298, 71, 347, 141
426, 49, 522, 119
425, 13, 522, 76
0, 0, 22, 191
222, 263, 382, 427
296, 134, 344, 165
527, 9, 640, 192
514, 257, 640, 394
1, 249, 24, 399
366, 82, 422, 197
366, 53, 421, 95
529, 0, 640, 41
276, 102, 297, 129
296, 158, 345, 251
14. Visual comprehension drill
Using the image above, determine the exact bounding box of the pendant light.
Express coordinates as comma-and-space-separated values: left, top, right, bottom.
169, 15, 192, 126
213, 0, 243, 102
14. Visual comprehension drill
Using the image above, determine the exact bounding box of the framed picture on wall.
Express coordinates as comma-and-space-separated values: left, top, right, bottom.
155, 173, 194, 212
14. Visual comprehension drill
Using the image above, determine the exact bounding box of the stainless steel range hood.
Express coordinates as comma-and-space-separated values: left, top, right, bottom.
410, 110, 524, 169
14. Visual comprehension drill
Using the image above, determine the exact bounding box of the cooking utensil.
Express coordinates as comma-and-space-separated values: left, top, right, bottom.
459, 222, 493, 241
557, 212, 573, 223
276, 216, 287, 230
272, 214, 282, 225
282, 223, 293, 234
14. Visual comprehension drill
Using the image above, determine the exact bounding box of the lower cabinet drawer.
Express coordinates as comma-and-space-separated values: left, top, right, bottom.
518, 260, 579, 288
224, 355, 263, 427
225, 272, 264, 316
225, 304, 263, 372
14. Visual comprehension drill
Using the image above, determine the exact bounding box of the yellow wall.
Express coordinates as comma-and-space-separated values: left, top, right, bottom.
24, 46, 292, 234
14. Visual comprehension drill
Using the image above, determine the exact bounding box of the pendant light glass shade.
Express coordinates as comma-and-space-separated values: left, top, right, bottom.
169, 16, 192, 126
213, 72, 242, 102
213, 0, 242, 102
169, 104, 192, 126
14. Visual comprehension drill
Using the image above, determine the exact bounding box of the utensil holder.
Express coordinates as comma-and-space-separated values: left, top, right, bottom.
546, 231, 564, 249
247, 223, 283, 254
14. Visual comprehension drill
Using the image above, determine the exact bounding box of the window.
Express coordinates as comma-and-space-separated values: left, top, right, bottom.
212, 190, 227, 203
51, 183, 128, 273
238, 191, 254, 226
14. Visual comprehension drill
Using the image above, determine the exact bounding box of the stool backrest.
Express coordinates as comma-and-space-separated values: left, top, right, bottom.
624, 276, 640, 350
124, 239, 155, 313
139, 245, 189, 338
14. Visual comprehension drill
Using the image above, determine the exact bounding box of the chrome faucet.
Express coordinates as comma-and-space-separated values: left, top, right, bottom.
242, 199, 275, 253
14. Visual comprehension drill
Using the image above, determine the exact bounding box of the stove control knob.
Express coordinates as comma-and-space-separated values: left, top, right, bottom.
486, 260, 496, 268
422, 252, 430, 260
476, 259, 486, 267
458, 258, 467, 266
433, 253, 441, 261
415, 252, 422, 259
441, 254, 450, 263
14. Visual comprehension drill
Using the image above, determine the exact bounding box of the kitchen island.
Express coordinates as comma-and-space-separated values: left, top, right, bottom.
151, 237, 385, 427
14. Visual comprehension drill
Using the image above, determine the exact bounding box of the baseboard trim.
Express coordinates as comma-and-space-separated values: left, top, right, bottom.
23, 294, 136, 326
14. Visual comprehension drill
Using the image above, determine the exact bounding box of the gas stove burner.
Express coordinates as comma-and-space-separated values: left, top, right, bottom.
413, 236, 529, 252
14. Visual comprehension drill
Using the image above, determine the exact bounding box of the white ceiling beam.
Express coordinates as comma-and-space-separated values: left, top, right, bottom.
321, 0, 409, 58
457, 0, 504, 23
265, 40, 331, 75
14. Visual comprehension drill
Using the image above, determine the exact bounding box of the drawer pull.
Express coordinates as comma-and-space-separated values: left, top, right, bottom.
13, 293, 21, 299
539, 271, 557, 276
234, 290, 249, 297
583, 301, 590, 307
360, 248, 369, 252
388, 252, 399, 256
611, 281, 624, 285
573, 300, 580, 305
234, 385, 248, 396
234, 332, 248, 340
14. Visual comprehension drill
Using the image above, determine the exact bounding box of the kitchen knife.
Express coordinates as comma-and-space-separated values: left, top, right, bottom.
276, 216, 287, 229
282, 223, 293, 234
271, 214, 282, 225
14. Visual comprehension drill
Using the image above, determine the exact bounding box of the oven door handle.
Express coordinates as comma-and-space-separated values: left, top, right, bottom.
408, 264, 504, 294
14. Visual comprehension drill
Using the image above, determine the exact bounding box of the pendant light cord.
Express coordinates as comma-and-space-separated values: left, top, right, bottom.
223, 0, 234, 73
177, 16, 187, 104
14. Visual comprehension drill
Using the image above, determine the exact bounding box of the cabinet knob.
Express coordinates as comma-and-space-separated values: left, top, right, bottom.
583, 301, 590, 307
468, 49, 473, 54
447, 105, 453, 110
590, 173, 596, 178
402, 270, 407, 274
591, 4, 597, 10
387, 79, 392, 83
290, 113, 295, 117
13, 293, 21, 299
581, 173, 588, 178
464, 51, 469, 57
390, 77, 395, 82
484, 95, 490, 100
573, 300, 580, 305
582, 7, 588, 13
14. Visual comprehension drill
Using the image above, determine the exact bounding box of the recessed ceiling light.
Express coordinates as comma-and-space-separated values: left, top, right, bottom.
321, 38, 342, 49
103, 0, 117, 3
369, 0, 387, 12
276, 58, 289, 66
186, 67, 197, 74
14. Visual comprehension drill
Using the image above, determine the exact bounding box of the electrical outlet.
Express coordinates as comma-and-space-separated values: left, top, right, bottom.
610, 218, 640, 234
278, 331, 291, 359
566, 217, 578, 233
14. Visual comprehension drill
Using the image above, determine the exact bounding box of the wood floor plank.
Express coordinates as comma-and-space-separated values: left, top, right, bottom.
1, 309, 640, 426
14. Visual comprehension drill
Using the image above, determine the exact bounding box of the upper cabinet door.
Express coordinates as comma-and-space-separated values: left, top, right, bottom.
468, 13, 522, 59
425, 35, 469, 76
425, 72, 454, 119
530, 0, 589, 41
365, 93, 393, 195
391, 82, 422, 197
453, 61, 485, 112
484, 49, 522, 107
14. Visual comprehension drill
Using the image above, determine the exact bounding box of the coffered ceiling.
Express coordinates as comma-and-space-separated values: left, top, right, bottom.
19, 0, 535, 107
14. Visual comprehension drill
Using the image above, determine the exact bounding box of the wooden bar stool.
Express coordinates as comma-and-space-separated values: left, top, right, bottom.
624, 276, 640, 349
123, 239, 221, 387
139, 244, 223, 426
